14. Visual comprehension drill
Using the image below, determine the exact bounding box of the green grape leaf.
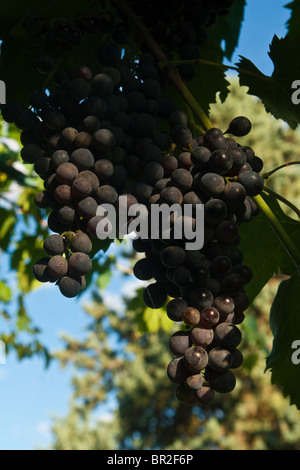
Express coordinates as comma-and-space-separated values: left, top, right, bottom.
16, 295, 31, 332
0, 281, 12, 303
143, 305, 173, 334
266, 272, 300, 409
237, 34, 300, 129
207, 0, 246, 61
285, 1, 300, 37
126, 288, 148, 333
0, 211, 16, 251
239, 190, 300, 303
96, 256, 115, 290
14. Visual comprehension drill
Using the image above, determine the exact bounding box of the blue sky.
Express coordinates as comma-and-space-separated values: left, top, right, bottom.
0, 0, 292, 450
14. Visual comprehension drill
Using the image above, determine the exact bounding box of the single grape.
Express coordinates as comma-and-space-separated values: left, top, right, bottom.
208, 369, 236, 393
230, 349, 244, 369
143, 282, 167, 309
185, 373, 204, 391
190, 327, 214, 348
227, 116, 252, 137
167, 357, 191, 384
68, 252, 92, 276
166, 298, 189, 322
182, 307, 201, 327
214, 322, 242, 351
199, 306, 220, 328
43, 234, 65, 256
183, 346, 208, 372
196, 386, 215, 405
169, 330, 192, 356
47, 255, 68, 278
58, 274, 84, 298
133, 258, 154, 281
33, 257, 56, 283
208, 347, 233, 372
237, 170, 264, 196
189, 287, 214, 311
69, 232, 93, 254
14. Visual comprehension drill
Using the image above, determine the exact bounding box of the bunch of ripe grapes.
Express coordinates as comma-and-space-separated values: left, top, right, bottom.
1, 0, 265, 405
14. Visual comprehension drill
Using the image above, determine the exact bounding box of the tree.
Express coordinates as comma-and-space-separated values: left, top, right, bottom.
1, 0, 300, 450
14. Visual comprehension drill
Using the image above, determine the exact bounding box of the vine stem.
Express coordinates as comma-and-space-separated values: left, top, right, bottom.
253, 194, 300, 271
261, 161, 300, 179
114, 0, 213, 131
159, 58, 271, 82
42, 54, 67, 91
263, 187, 300, 220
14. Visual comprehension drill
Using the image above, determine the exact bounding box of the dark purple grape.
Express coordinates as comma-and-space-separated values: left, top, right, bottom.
190, 327, 214, 348
214, 322, 242, 351
43, 234, 65, 256
166, 298, 189, 322
68, 252, 92, 276
208, 347, 233, 372
227, 116, 252, 137
58, 274, 84, 298
183, 346, 208, 372
47, 255, 68, 278
169, 331, 192, 356
143, 282, 167, 309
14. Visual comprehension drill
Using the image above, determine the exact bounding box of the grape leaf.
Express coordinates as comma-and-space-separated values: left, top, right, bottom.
284, 0, 300, 37
0, 281, 12, 303
239, 190, 300, 303
0, 210, 16, 251
143, 305, 173, 334
207, 0, 246, 61
266, 272, 300, 409
237, 34, 300, 129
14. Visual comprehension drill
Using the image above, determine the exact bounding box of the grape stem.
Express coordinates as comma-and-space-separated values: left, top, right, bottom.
114, 0, 213, 131
261, 161, 300, 179
116, 263, 133, 275
252, 194, 300, 270
159, 58, 271, 82
263, 187, 300, 220
42, 54, 67, 91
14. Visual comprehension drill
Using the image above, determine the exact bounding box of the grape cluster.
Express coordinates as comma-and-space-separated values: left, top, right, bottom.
2, 36, 264, 403
131, 0, 237, 79
2, 45, 171, 296
33, 232, 92, 297
21, 1, 236, 81
1, 45, 200, 297
22, 10, 118, 51
131, 115, 264, 405
21, 7, 130, 78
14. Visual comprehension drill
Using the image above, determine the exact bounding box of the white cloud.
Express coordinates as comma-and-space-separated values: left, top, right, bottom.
36, 420, 51, 437
0, 137, 21, 152
121, 278, 148, 299
102, 291, 124, 312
